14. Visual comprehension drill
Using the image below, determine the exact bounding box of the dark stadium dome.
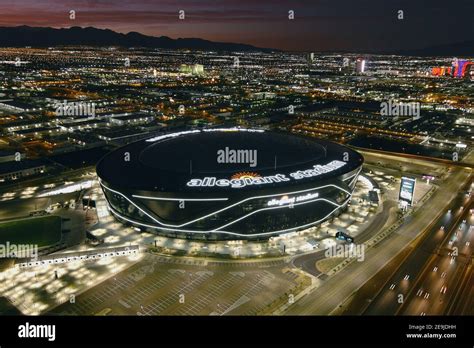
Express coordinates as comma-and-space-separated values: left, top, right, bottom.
96, 128, 364, 240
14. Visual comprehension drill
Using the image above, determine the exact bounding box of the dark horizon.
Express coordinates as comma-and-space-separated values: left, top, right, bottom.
0, 0, 473, 52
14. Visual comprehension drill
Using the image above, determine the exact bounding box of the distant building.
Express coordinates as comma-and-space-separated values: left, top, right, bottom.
453, 60, 473, 78
58, 118, 108, 132
307, 52, 315, 63
456, 117, 474, 126
356, 58, 366, 73
109, 113, 155, 126
342, 57, 350, 68
0, 159, 47, 182
13, 126, 61, 138
251, 92, 276, 100
179, 64, 204, 76
375, 69, 399, 76
97, 128, 152, 143
431, 66, 452, 77
0, 100, 39, 113
0, 150, 24, 163
431, 61, 472, 79
5, 119, 52, 133
68, 132, 105, 147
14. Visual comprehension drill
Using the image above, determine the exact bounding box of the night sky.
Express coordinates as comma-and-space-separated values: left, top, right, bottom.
0, 0, 473, 51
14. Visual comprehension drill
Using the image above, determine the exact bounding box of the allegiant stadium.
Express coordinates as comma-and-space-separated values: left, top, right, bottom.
96, 128, 364, 240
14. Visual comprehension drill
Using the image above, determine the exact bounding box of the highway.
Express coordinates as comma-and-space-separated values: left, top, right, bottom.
362, 180, 472, 315
285, 166, 471, 315
397, 199, 473, 315
450, 261, 473, 314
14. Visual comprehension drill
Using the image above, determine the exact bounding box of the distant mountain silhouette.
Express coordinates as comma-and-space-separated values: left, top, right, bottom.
0, 26, 470, 56
0, 26, 275, 52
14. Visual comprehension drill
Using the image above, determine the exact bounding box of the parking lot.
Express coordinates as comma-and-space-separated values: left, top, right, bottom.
49, 253, 301, 316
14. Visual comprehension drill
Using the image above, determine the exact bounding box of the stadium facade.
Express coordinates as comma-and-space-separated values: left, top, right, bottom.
96, 128, 364, 240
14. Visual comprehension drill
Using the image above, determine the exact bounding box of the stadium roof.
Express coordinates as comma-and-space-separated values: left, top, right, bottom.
97, 128, 363, 192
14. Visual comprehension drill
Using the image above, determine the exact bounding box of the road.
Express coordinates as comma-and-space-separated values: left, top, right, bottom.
451, 263, 473, 314
0, 192, 80, 220
0, 166, 95, 193
361, 182, 472, 315
285, 166, 471, 315
292, 200, 397, 277
0, 169, 96, 221
397, 199, 473, 315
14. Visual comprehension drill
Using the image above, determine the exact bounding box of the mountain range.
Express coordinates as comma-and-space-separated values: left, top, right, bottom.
0, 26, 274, 52
0, 26, 472, 56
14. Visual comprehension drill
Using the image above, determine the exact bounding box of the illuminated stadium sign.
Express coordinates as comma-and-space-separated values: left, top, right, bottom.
399, 176, 416, 206
267, 192, 319, 206
186, 160, 347, 188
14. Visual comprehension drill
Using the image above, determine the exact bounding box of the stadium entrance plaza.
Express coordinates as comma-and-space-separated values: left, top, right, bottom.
0, 166, 435, 315
87, 170, 431, 257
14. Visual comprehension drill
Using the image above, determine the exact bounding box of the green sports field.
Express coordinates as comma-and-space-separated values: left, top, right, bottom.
0, 215, 62, 248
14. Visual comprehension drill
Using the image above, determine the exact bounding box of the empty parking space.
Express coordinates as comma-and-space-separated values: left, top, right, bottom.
50, 254, 301, 316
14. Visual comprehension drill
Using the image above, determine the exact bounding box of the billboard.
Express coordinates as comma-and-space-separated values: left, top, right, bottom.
399, 177, 416, 206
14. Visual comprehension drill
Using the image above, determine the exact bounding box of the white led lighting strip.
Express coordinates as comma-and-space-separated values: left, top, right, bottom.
213, 197, 345, 231
131, 195, 229, 202
100, 179, 353, 228
345, 167, 362, 188
106, 197, 350, 237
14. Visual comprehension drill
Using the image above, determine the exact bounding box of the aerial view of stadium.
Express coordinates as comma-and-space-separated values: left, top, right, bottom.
0, 0, 472, 346
97, 128, 363, 239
